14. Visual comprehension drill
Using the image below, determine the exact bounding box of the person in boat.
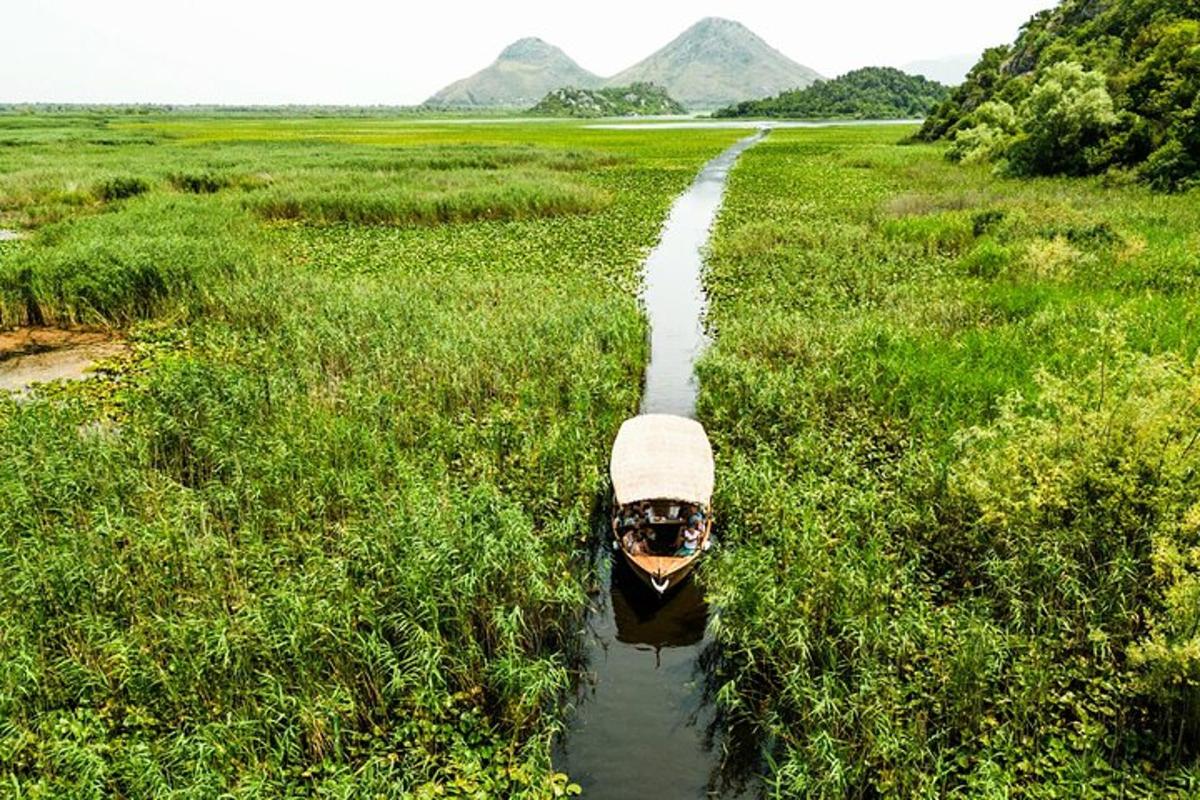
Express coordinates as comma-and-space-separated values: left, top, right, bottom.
676, 513, 704, 556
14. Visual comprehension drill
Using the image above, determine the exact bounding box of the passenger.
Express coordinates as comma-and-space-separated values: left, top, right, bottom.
642, 523, 658, 552
623, 528, 646, 555
676, 514, 704, 556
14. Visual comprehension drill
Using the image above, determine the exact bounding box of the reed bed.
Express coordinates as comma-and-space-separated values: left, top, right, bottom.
699, 125, 1200, 797
0, 112, 744, 797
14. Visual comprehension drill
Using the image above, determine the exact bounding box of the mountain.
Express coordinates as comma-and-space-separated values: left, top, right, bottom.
606, 18, 822, 110
528, 83, 686, 118
899, 54, 979, 87
427, 18, 823, 112
714, 67, 949, 120
425, 38, 601, 108
917, 0, 1200, 190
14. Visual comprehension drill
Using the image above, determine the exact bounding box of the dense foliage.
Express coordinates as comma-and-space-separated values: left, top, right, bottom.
5, 110, 1200, 798
526, 83, 686, 118
713, 67, 949, 119
918, 0, 1200, 190
0, 113, 743, 797
699, 126, 1200, 796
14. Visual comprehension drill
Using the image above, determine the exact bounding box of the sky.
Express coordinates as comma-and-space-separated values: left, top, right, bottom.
2, 0, 1053, 105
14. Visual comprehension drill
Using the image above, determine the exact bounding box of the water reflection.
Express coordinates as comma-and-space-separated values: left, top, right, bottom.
556, 550, 759, 799
612, 561, 707, 651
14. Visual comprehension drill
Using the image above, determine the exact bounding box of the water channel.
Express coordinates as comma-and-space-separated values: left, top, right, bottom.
555, 132, 766, 798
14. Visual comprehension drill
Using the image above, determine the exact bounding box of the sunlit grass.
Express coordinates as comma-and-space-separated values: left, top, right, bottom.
0, 111, 744, 797
700, 125, 1200, 797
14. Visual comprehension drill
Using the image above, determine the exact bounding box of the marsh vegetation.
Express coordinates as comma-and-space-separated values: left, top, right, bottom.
1, 109, 1198, 798
700, 125, 1200, 797
0, 112, 743, 796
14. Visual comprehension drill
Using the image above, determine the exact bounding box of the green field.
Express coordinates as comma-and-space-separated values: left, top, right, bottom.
1, 115, 1198, 797
701, 126, 1200, 797
0, 114, 742, 797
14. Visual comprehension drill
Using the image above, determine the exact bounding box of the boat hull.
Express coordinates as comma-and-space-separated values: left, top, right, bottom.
612, 516, 713, 596
620, 549, 702, 595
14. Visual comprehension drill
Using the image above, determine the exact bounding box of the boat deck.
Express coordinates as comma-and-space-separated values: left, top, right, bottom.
629, 553, 694, 578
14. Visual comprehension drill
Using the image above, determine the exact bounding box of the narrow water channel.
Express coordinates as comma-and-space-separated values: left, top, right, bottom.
555, 132, 765, 798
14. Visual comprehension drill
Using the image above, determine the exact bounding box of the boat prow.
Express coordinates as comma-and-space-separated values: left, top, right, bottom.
622, 545, 710, 596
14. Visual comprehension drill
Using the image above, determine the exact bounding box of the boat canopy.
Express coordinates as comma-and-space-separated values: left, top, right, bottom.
610, 414, 714, 507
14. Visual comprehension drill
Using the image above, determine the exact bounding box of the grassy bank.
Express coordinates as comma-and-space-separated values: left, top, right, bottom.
699, 125, 1200, 796
0, 113, 743, 797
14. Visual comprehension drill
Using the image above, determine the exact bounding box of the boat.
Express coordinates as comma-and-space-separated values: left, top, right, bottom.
609, 414, 715, 595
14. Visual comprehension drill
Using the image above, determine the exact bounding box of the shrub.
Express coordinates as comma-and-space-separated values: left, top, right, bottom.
169, 171, 230, 194
949, 101, 1019, 165
1142, 140, 1200, 193
960, 239, 1011, 279
94, 176, 150, 201
949, 350, 1200, 745
971, 209, 1005, 237
1004, 63, 1120, 177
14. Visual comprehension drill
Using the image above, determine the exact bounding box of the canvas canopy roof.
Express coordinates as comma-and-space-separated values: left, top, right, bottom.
610, 414, 714, 506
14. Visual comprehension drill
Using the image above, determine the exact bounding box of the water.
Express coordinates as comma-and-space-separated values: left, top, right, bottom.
641, 131, 765, 417
555, 133, 765, 798
588, 119, 919, 131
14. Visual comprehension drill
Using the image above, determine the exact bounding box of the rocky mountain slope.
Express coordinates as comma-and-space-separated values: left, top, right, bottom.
605, 18, 822, 110
427, 18, 822, 111
425, 38, 601, 108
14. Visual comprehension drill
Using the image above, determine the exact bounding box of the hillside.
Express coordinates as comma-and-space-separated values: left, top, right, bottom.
425, 38, 601, 108
528, 83, 686, 117
917, 0, 1200, 189
606, 18, 822, 110
428, 18, 823, 112
714, 67, 949, 119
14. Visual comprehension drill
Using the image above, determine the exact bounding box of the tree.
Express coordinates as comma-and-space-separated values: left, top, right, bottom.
1005, 62, 1119, 176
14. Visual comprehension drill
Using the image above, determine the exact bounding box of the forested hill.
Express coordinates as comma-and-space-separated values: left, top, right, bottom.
917, 0, 1200, 190
527, 83, 686, 117
713, 67, 949, 119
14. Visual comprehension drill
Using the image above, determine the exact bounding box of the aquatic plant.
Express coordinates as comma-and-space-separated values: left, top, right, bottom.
0, 111, 744, 796
700, 125, 1200, 797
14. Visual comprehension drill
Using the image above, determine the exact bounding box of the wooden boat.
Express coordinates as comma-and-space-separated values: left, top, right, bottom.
609, 414, 715, 595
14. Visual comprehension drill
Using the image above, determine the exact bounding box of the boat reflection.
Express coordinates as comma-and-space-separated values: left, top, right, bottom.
611, 556, 707, 651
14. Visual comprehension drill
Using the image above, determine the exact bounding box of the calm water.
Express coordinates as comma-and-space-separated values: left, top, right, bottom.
641, 131, 765, 418
555, 133, 765, 798
588, 119, 918, 131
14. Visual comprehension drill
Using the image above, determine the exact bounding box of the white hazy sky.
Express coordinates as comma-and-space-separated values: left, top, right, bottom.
2, 0, 1051, 105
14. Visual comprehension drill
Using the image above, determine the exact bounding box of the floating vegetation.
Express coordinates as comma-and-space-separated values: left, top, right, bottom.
699, 125, 1200, 797
0, 111, 744, 796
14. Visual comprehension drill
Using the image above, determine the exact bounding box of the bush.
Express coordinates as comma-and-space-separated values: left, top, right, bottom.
948, 101, 1019, 165
960, 239, 1011, 279
169, 171, 230, 194
1004, 63, 1119, 177
94, 176, 150, 201
1142, 140, 1200, 192
949, 350, 1200, 745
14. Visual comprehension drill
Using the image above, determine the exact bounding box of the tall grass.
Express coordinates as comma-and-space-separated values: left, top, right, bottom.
0, 197, 257, 328
699, 126, 1200, 797
0, 112, 746, 796
250, 168, 609, 226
